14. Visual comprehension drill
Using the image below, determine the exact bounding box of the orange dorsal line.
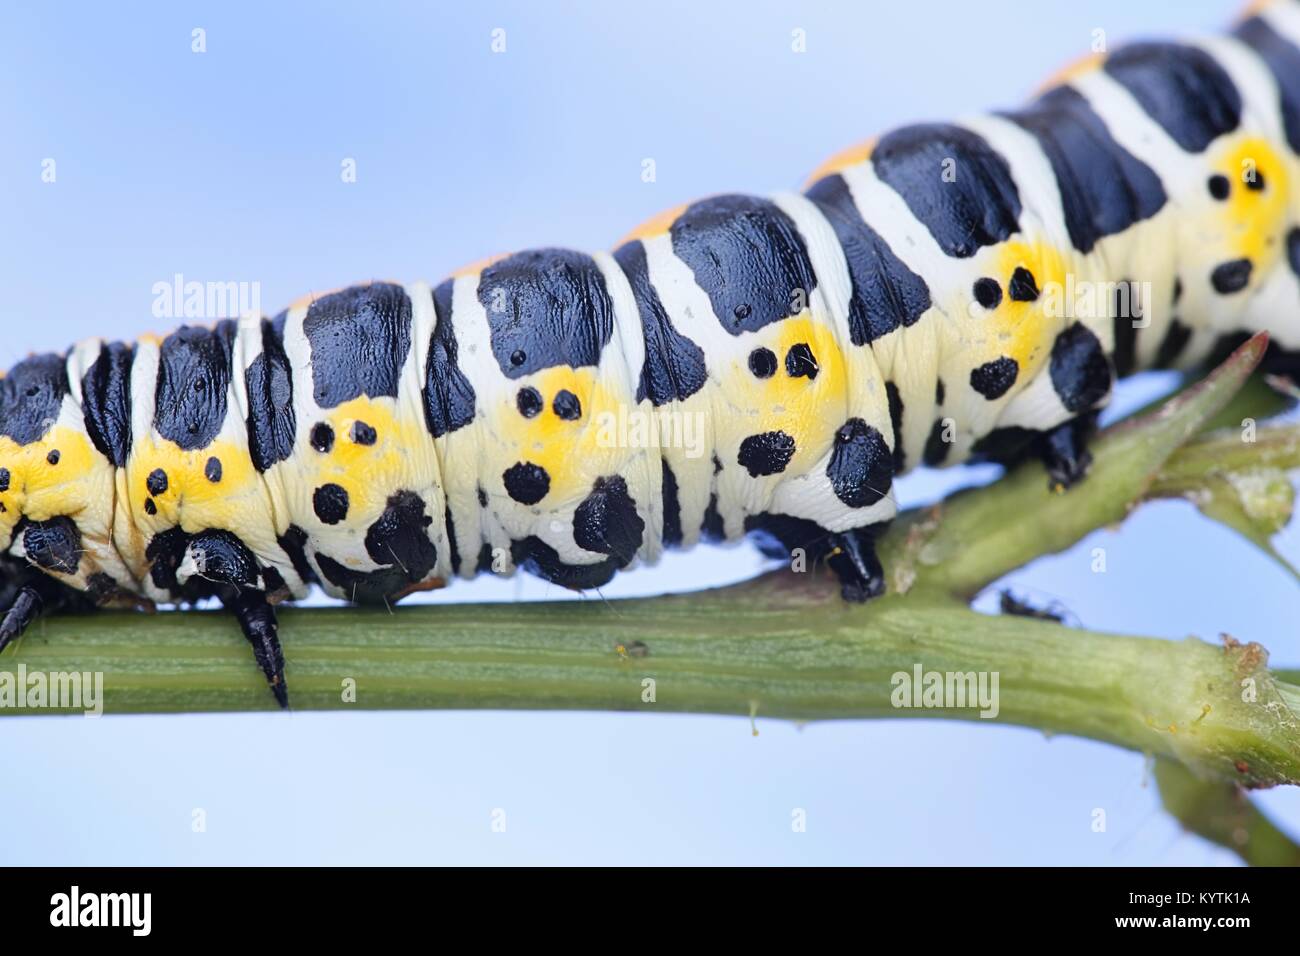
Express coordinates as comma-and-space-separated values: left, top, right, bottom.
803, 137, 876, 188
449, 252, 510, 279
615, 202, 690, 248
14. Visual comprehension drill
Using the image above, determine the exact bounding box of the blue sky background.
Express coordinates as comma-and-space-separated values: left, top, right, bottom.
1, 0, 1297, 865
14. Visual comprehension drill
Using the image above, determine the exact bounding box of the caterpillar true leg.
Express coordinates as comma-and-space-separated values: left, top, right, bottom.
0, 560, 97, 654
6, 1, 1300, 712
828, 526, 888, 604
0, 584, 44, 653
1040, 413, 1100, 492
224, 589, 288, 709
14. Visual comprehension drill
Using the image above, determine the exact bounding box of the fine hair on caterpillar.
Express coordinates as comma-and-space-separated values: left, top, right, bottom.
4, 1, 1300, 709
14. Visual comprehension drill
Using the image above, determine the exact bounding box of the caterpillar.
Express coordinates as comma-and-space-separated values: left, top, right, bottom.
4, 2, 1300, 708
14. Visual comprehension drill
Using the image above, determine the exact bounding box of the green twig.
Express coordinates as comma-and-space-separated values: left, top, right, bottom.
2, 337, 1298, 805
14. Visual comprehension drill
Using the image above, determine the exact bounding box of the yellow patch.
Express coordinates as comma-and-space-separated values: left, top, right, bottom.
1214, 136, 1289, 269
804, 138, 876, 187
494, 366, 622, 503
289, 395, 434, 529
0, 425, 103, 539
982, 239, 1068, 381
128, 433, 264, 536
720, 313, 849, 471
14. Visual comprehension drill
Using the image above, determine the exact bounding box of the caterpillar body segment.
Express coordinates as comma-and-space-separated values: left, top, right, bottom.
4, 2, 1300, 706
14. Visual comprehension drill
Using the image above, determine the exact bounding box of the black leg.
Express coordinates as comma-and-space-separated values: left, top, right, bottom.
1039, 413, 1097, 492
224, 589, 289, 709
828, 525, 886, 603
0, 585, 43, 653
0, 563, 98, 654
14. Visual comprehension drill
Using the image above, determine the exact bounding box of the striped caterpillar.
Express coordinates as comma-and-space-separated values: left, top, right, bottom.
4, 2, 1300, 708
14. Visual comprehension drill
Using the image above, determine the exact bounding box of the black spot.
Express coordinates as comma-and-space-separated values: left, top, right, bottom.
670, 194, 819, 334
935, 379, 946, 406
805, 173, 932, 343
712, 454, 723, 475
423, 280, 477, 437
303, 283, 412, 407
363, 490, 438, 585
510, 536, 619, 590
661, 461, 682, 548
0, 353, 69, 446
613, 240, 708, 405
1235, 16, 1300, 153
313, 483, 350, 525
154, 322, 235, 450
1111, 279, 1144, 377
1211, 258, 1253, 294
748, 348, 778, 378
922, 419, 951, 466
871, 123, 1021, 258
478, 249, 615, 377
1208, 174, 1230, 200
785, 344, 819, 380
1008, 267, 1039, 302
1153, 318, 1193, 369
737, 431, 797, 477
351, 420, 377, 445
45, 449, 59, 466
244, 319, 296, 471
573, 476, 644, 564
1003, 86, 1167, 253
973, 278, 1002, 309
516, 387, 543, 418
146, 468, 168, 496
552, 390, 582, 420
1049, 324, 1112, 413
81, 341, 135, 467
1247, 169, 1266, 192
503, 462, 550, 505
205, 456, 222, 483
476, 485, 488, 508
0, 468, 9, 492
827, 418, 893, 508
22, 516, 82, 575
970, 358, 1019, 400
1173, 277, 1183, 304
144, 499, 157, 516
310, 422, 335, 453
1104, 42, 1241, 152
885, 381, 906, 472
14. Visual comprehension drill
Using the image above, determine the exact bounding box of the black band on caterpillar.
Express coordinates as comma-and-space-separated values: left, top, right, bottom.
5, 1, 1300, 706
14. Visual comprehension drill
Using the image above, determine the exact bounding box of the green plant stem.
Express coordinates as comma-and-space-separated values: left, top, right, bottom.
7, 577, 1300, 786
1, 337, 1298, 803
1155, 759, 1300, 865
